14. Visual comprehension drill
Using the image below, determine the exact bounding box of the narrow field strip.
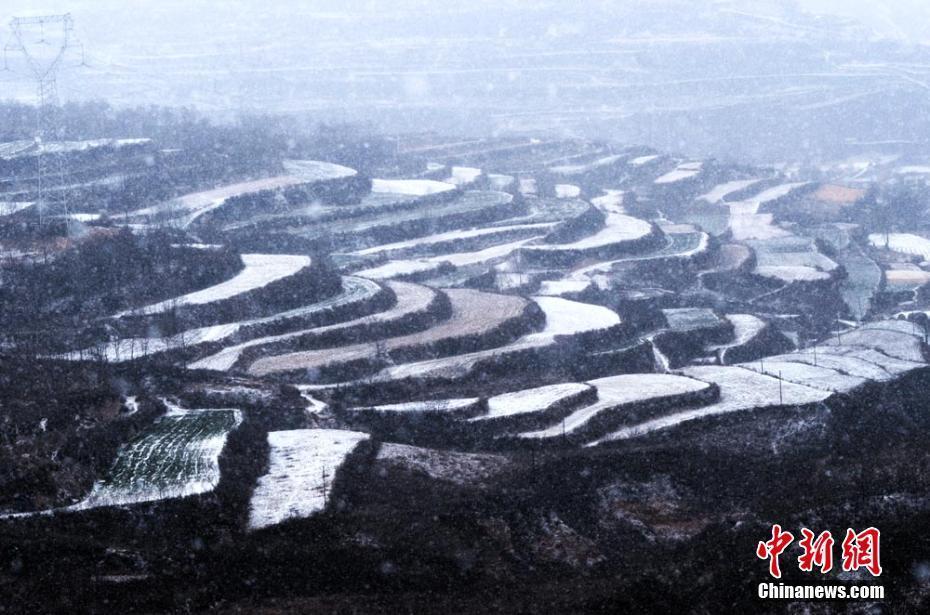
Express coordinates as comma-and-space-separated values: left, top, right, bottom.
189, 281, 436, 371
114, 254, 311, 317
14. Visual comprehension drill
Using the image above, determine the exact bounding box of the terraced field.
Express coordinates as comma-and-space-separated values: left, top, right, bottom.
74, 406, 242, 509
248, 429, 369, 530
72, 276, 383, 363
114, 253, 312, 318
21, 137, 930, 528
247, 288, 530, 377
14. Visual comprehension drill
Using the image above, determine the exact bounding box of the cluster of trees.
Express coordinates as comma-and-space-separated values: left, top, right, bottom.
0, 229, 242, 354
0, 102, 395, 205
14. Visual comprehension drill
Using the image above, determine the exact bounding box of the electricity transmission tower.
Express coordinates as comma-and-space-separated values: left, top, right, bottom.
4, 14, 84, 224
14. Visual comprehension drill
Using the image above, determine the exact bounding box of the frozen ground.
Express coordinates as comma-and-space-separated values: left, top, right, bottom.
376, 443, 508, 486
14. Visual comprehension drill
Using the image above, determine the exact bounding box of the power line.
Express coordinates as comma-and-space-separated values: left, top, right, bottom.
4, 13, 84, 224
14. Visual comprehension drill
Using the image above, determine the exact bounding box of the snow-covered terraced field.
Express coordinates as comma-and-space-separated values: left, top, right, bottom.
591, 190, 625, 214
748, 236, 838, 283
375, 296, 620, 382
567, 231, 708, 281
73, 407, 242, 509
738, 361, 866, 393
519, 374, 712, 440
629, 154, 660, 166
351, 223, 555, 259
697, 179, 761, 204
352, 259, 446, 281
131, 163, 354, 227
469, 382, 594, 429
554, 184, 581, 198
248, 429, 369, 530
79, 277, 382, 363
520, 212, 654, 263
351, 398, 483, 418
707, 314, 767, 364
594, 366, 830, 444
189, 281, 437, 371
114, 254, 311, 318
654, 161, 702, 184
370, 178, 456, 196
550, 154, 625, 177
289, 190, 514, 247
822, 320, 926, 362
247, 289, 529, 377
768, 347, 918, 381
663, 308, 722, 332
282, 159, 357, 182
868, 233, 930, 260
355, 235, 544, 281
723, 182, 809, 241
447, 166, 482, 186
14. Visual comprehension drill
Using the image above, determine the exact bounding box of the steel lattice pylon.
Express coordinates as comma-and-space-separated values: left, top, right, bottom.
4, 14, 84, 224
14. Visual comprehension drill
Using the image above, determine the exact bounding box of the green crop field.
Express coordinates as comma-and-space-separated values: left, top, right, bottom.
74, 408, 242, 509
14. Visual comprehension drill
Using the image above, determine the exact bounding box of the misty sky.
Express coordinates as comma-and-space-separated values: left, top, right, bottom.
2, 1, 929, 163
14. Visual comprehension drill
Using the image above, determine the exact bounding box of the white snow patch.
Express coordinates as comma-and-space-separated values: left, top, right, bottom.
518, 178, 538, 196
596, 366, 830, 442
282, 159, 357, 181
738, 361, 866, 393
591, 190, 626, 213
629, 154, 660, 166
655, 161, 703, 184
371, 178, 456, 196
354, 259, 442, 280
114, 254, 310, 317
537, 279, 592, 296
248, 429, 369, 530
520, 374, 710, 439
474, 383, 591, 421
754, 266, 832, 282
447, 166, 482, 186
554, 184, 581, 198
522, 212, 652, 252
355, 398, 481, 414
869, 233, 930, 260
